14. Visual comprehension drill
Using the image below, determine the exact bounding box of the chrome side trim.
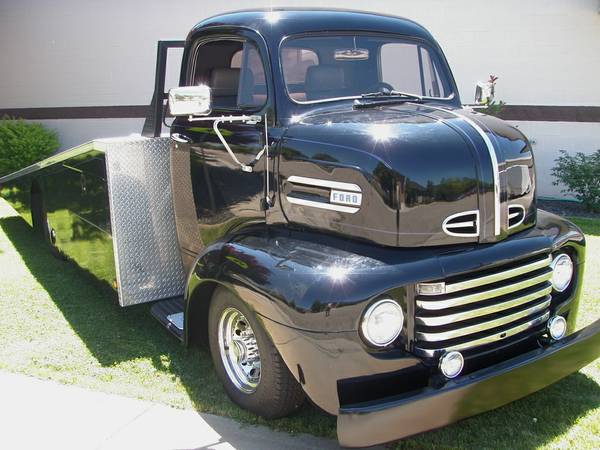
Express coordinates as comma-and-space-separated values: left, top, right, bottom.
286, 196, 359, 214
420, 105, 501, 236
443, 254, 551, 295
416, 288, 552, 326
417, 270, 552, 310
442, 210, 479, 237
416, 298, 551, 341
287, 175, 361, 192
416, 311, 550, 357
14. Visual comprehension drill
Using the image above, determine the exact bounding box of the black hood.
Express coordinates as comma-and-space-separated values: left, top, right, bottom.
276, 102, 535, 247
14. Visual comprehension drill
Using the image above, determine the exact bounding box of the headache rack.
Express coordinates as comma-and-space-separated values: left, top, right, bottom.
414, 253, 553, 358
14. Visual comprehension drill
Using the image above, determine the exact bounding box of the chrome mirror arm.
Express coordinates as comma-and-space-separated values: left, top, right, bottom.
186, 114, 262, 172
212, 118, 253, 172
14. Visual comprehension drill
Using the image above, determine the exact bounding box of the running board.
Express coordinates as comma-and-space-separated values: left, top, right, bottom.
150, 297, 184, 342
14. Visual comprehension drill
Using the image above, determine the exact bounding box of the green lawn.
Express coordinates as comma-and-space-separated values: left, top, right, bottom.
0, 197, 598, 449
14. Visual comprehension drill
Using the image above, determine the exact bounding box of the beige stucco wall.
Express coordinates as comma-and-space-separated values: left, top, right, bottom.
1, 0, 599, 198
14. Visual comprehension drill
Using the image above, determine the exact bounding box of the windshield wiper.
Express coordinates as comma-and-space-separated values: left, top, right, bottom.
360, 90, 423, 101
355, 90, 423, 108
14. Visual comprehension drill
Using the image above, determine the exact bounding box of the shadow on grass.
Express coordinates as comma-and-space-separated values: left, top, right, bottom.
0, 215, 335, 438
1, 214, 598, 448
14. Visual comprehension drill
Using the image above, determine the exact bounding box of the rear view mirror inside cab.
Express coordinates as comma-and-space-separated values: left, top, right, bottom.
334, 48, 369, 60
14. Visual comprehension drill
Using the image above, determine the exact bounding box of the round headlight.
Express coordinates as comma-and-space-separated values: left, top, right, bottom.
550, 253, 574, 292
361, 299, 404, 347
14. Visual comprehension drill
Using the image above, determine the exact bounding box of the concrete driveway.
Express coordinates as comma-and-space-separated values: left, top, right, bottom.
0, 371, 348, 450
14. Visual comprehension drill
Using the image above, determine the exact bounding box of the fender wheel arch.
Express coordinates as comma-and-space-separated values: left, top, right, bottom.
185, 279, 220, 347
185, 280, 287, 356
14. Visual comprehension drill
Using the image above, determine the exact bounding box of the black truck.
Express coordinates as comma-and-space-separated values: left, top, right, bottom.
1, 9, 599, 447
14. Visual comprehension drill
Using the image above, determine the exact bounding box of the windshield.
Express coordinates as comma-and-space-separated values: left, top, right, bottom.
281, 34, 453, 104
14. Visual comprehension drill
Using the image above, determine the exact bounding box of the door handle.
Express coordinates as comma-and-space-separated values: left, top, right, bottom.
171, 133, 192, 144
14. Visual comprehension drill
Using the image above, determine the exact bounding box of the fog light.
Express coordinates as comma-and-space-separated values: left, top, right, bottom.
360, 299, 404, 347
439, 351, 464, 379
550, 253, 573, 293
548, 316, 567, 340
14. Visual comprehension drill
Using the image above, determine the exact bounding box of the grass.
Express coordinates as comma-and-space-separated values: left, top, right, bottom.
0, 197, 598, 449
568, 216, 600, 237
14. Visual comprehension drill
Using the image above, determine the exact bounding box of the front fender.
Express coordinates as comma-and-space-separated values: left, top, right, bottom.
184, 210, 584, 339
184, 229, 428, 336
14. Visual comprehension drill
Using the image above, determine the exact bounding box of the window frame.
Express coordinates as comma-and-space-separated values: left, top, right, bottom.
279, 32, 456, 106
186, 33, 271, 113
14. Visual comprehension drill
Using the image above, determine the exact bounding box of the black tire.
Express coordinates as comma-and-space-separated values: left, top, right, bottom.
208, 287, 305, 418
30, 186, 64, 259
30, 188, 45, 237
43, 218, 66, 260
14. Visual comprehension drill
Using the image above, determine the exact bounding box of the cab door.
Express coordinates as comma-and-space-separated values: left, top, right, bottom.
171, 32, 272, 249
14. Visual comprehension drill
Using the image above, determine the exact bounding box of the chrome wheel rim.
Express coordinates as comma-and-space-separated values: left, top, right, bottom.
218, 307, 261, 394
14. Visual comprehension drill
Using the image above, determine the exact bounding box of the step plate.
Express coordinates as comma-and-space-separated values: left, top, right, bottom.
150, 296, 184, 341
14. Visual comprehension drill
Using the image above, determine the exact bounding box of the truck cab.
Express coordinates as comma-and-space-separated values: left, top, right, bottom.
170, 9, 535, 255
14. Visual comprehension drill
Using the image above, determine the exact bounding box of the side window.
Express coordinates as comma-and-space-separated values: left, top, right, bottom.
191, 39, 267, 110
380, 43, 446, 97
238, 43, 267, 107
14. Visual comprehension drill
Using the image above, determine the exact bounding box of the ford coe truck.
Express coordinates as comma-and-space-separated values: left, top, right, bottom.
1, 9, 599, 447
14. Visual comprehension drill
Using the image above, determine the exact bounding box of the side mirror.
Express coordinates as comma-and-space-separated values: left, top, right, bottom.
474, 82, 492, 105
168, 85, 212, 116
474, 76, 498, 105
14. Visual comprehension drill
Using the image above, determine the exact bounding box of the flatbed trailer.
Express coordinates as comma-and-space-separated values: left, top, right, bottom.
0, 137, 185, 306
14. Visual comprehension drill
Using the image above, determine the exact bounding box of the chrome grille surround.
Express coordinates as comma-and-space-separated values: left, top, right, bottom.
414, 253, 553, 358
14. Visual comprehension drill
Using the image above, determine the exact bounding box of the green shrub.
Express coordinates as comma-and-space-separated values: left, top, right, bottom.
552, 150, 600, 212
0, 117, 59, 177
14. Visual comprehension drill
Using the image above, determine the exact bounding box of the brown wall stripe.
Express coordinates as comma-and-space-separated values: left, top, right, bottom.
1, 104, 600, 122
494, 105, 600, 122
0, 105, 150, 120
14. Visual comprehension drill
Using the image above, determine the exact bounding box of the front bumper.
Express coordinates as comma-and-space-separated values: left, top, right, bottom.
337, 318, 600, 447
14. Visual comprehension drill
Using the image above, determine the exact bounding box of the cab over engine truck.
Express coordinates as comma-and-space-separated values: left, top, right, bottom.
1, 9, 599, 447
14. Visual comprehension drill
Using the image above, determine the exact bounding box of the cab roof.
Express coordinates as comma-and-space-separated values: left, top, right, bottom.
188, 8, 436, 44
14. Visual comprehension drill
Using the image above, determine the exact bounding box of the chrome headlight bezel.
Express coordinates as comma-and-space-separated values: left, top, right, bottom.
360, 298, 404, 347
550, 253, 574, 293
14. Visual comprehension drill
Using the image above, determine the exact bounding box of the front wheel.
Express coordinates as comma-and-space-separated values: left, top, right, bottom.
208, 287, 304, 418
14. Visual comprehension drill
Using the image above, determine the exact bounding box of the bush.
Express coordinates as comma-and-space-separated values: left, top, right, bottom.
0, 117, 59, 177
552, 150, 600, 212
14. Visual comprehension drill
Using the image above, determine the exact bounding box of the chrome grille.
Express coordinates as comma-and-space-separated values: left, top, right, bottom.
414, 253, 552, 358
